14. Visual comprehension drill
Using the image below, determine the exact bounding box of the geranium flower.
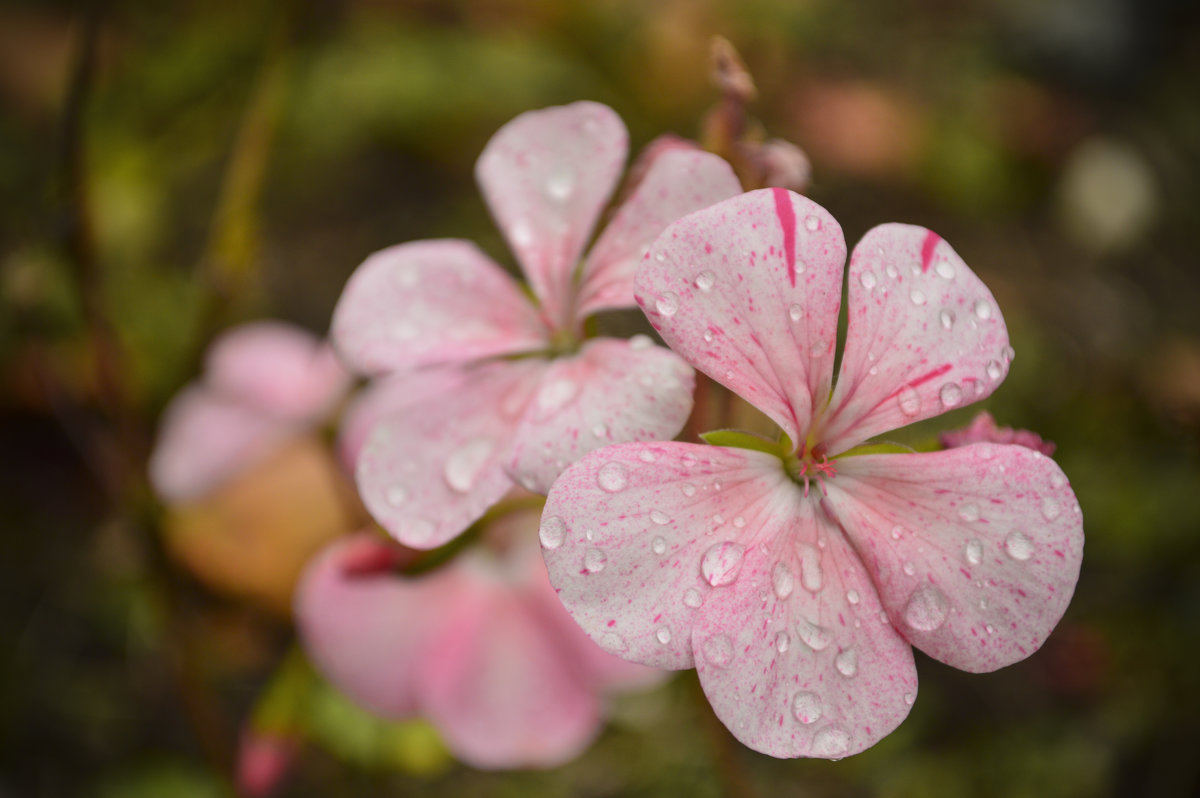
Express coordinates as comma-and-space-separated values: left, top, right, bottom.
331, 101, 741, 549
539, 189, 1084, 759
295, 507, 665, 770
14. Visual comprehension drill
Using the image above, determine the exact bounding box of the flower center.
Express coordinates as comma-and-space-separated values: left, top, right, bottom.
782, 443, 838, 498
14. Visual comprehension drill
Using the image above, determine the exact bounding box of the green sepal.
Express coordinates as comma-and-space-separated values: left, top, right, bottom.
700, 429, 785, 456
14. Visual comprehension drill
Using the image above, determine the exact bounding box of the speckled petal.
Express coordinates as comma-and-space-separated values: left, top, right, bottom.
825, 443, 1084, 672
819, 224, 1012, 453
476, 101, 627, 330
636, 189, 845, 446
575, 149, 742, 318
693, 498, 917, 759
330, 239, 548, 376
508, 337, 695, 494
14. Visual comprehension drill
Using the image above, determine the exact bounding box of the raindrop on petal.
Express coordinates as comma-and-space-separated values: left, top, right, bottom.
443, 438, 494, 493
986, 360, 1003, 381
973, 298, 992, 320
651, 536, 667, 555
535, 378, 579, 417
1040, 497, 1062, 520
904, 585, 949, 632
656, 292, 680, 317
795, 617, 832, 651
834, 648, 858, 678
772, 561, 795, 599
539, 516, 567, 549
812, 727, 850, 758
939, 309, 956, 330
936, 260, 956, 279
775, 631, 791, 653
859, 271, 877, 290
655, 626, 672, 645
701, 542, 746, 587
1004, 530, 1034, 561
958, 503, 980, 522
683, 588, 703, 608
910, 288, 927, 306
702, 634, 734, 667
650, 509, 672, 525
596, 462, 629, 493
939, 382, 963, 409
791, 692, 822, 724
804, 215, 821, 232
964, 539, 983, 565
789, 304, 803, 322
695, 271, 716, 291
897, 386, 921, 417
796, 543, 823, 592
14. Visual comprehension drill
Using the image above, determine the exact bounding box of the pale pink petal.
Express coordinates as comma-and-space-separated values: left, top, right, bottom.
825, 444, 1084, 672
574, 149, 742, 318
636, 189, 845, 446
355, 359, 546, 549
540, 441, 788, 669
507, 337, 695, 494
476, 102, 628, 330
418, 556, 603, 769
294, 534, 461, 718
693, 498, 917, 759
148, 385, 291, 503
205, 321, 350, 421
330, 240, 547, 376
819, 225, 1012, 453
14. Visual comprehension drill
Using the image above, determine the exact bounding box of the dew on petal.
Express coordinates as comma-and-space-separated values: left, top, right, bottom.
535, 378, 579, 417
650, 509, 672, 525
775, 631, 791, 653
733, 516, 747, 528
511, 220, 535, 247
904, 585, 949, 632
591, 422, 610, 439
939, 308, 956, 330
964, 539, 983, 565
545, 169, 574, 201
910, 288, 927, 306
656, 626, 672, 645
795, 617, 832, 651
651, 536, 667, 555
1050, 472, 1066, 489
789, 304, 804, 322
701, 542, 747, 587
986, 360, 1004, 381
702, 634, 734, 667
629, 334, 653, 351
939, 382, 963, 409
791, 691, 822, 724
683, 588, 703, 608
797, 543, 823, 593
695, 270, 716, 292
443, 437, 494, 493
902, 561, 916, 576
596, 462, 630, 493
681, 483, 697, 497
904, 692, 916, 706
1004, 530, 1034, 561
1003, 345, 1016, 362
957, 502, 980, 522
860, 271, 877, 290
583, 548, 608, 573
385, 485, 407, 507
897, 386, 921, 417
804, 214, 821, 232
834, 648, 858, 678
1041, 496, 1062, 520
885, 263, 899, 279
812, 727, 850, 758
973, 298, 992, 320
539, 515, 567, 549
599, 631, 627, 653
935, 260, 956, 279
638, 449, 658, 463
890, 525, 906, 540
656, 292, 680, 317
846, 589, 861, 605
772, 561, 796, 599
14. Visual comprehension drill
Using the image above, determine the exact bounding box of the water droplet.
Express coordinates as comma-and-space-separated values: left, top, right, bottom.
986, 360, 1003, 381
910, 288, 927, 306
835, 648, 859, 677
775, 631, 791, 652
652, 536, 667, 555
797, 543, 823, 592
904, 585, 949, 631
897, 386, 921, 417
796, 259, 808, 274
385, 485, 407, 506
443, 438, 495, 493
904, 692, 916, 706
638, 449, 657, 463
958, 503, 980, 522
584, 549, 607, 573
902, 561, 916, 576
656, 626, 672, 645
885, 263, 899, 279
973, 298, 992, 320
584, 528, 595, 541
681, 453, 699, 468
733, 516, 746, 528
539, 516, 567, 549
695, 270, 716, 291
591, 422, 609, 439
403, 518, 438, 546
812, 727, 850, 758
791, 692, 822, 724
772, 561, 795, 599
535, 378, 579, 417
656, 292, 680, 317
654, 251, 666, 262
1003, 345, 1016, 362
711, 513, 725, 526
1004, 530, 1034, 561
890, 525, 905, 540
1040, 497, 1061, 520
986, 623, 996, 635
860, 271, 877, 290
628, 334, 653, 351
795, 617, 832, 651
936, 260, 956, 280
788, 303, 803, 322
650, 509, 671, 525
599, 631, 627, 652
681, 483, 696, 497
596, 462, 629, 493
701, 542, 746, 587
1050, 472, 1066, 489
703, 329, 714, 343
683, 588, 703, 608
939, 309, 956, 330
545, 169, 574, 201
711, 478, 723, 490
804, 215, 821, 232
702, 634, 734, 667
939, 382, 963, 409
964, 539, 983, 565
846, 589, 861, 605
511, 220, 534, 247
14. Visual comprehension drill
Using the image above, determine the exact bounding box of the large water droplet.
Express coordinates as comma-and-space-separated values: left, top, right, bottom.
812, 727, 850, 758
596, 462, 629, 493
443, 438, 494, 493
584, 549, 607, 573
702, 634, 734, 667
539, 515, 567, 549
958, 503, 980, 522
834, 648, 859, 678
973, 298, 992, 320
651, 536, 667, 555
1004, 530, 1034, 561
1040, 497, 1061, 520
656, 292, 680, 317
885, 263, 899, 279
797, 543, 823, 593
904, 585, 949, 631
964, 539, 983, 565
795, 617, 832, 651
936, 260, 956, 280
701, 542, 746, 587
897, 386, 921, 417
650, 509, 671, 525
939, 308, 956, 330
939, 382, 963, 409
791, 692, 822, 724
788, 304, 803, 322
683, 588, 703, 608
846, 589, 861, 605
772, 561, 795, 599
860, 271, 877, 290
695, 270, 716, 291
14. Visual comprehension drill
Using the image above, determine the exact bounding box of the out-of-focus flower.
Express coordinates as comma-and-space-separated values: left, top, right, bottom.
295, 507, 665, 770
540, 189, 1084, 759
236, 729, 297, 797
331, 101, 742, 550
940, 411, 1056, 456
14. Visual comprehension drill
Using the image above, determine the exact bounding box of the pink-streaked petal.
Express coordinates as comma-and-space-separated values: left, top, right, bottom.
476, 101, 628, 330
636, 189, 845, 446
419, 556, 603, 769
330, 240, 547, 376
148, 386, 291, 503
355, 360, 546, 549
205, 321, 351, 421
540, 441, 788, 669
826, 444, 1084, 673
940, 411, 1056, 456
819, 225, 1012, 453
508, 337, 695, 494
574, 149, 742, 318
294, 534, 460, 718
693, 498, 917, 759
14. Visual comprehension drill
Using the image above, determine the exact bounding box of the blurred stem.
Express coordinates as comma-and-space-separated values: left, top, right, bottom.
685, 671, 760, 798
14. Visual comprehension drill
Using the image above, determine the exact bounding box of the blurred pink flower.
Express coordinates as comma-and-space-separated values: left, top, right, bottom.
295, 508, 665, 770
940, 410, 1057, 456
331, 101, 742, 550
540, 189, 1084, 759
236, 729, 297, 797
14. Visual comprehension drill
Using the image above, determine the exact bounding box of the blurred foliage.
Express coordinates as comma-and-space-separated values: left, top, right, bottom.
2, 0, 1200, 796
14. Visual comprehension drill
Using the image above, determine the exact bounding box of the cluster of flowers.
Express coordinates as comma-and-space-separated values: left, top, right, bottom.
151, 101, 1083, 772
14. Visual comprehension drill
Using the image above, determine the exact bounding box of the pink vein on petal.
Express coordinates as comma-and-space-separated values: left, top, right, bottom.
920, 230, 940, 273
772, 187, 797, 287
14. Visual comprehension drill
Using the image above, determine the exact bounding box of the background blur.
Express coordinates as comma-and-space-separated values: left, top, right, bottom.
3, 0, 1200, 795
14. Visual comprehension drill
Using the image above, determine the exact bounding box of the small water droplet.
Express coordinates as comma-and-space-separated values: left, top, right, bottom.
910, 288, 927, 306
591, 422, 609, 439
695, 270, 716, 291
652, 536, 667, 555
804, 215, 821, 232
654, 251, 666, 262
935, 260, 956, 279
860, 271, 877, 290
904, 692, 916, 706
835, 648, 858, 677
891, 525, 906, 540
788, 303, 803, 322
596, 462, 629, 493
1040, 497, 1061, 520
1003, 345, 1016, 362
681, 483, 696, 497
886, 263, 899, 279
637, 449, 657, 463
904, 585, 949, 631
711, 478, 723, 490
656, 626, 672, 645
795, 617, 832, 651
545, 169, 574, 201
776, 631, 791, 652
939, 308, 956, 330
897, 386, 921, 417
902, 561, 916, 576
964, 539, 983, 565
733, 516, 746, 528
628, 334, 654, 352
650, 509, 671, 525
539, 516, 567, 549
1004, 530, 1034, 561
812, 727, 850, 758
986, 360, 1003, 381
443, 438, 495, 493
701, 541, 747, 587
711, 513, 725, 526
772, 561, 795, 599
846, 589, 861, 605
681, 453, 699, 468
791, 692, 822, 724
958, 503, 980, 522
939, 382, 963, 409
584, 549, 607, 573
599, 631, 627, 652
584, 528, 595, 541
1050, 472, 1066, 489
702, 634, 734, 667
385, 485, 407, 506
703, 329, 714, 342
973, 298, 992, 320
683, 588, 703, 608
796, 259, 808, 274
511, 220, 534, 247
797, 543, 823, 592
656, 292, 680, 317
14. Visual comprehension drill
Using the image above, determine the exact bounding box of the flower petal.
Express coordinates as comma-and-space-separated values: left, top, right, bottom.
418, 554, 603, 769
825, 444, 1084, 672
205, 321, 350, 421
574, 149, 742, 318
355, 360, 546, 549
636, 189, 845, 446
540, 441, 788, 669
508, 337, 695, 494
330, 240, 547, 376
476, 101, 627, 330
819, 225, 1012, 453
693, 498, 917, 759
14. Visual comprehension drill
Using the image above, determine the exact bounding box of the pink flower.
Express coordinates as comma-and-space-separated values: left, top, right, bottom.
940, 410, 1056, 456
331, 101, 742, 549
149, 321, 350, 503
539, 189, 1084, 759
295, 507, 665, 770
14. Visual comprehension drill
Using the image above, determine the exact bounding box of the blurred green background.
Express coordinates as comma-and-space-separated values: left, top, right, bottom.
3, 0, 1199, 795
